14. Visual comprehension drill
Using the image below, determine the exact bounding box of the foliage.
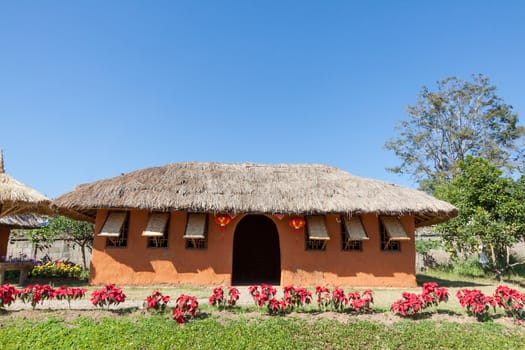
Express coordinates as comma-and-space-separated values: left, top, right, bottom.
415, 239, 441, 255
2, 316, 525, 349
0, 284, 19, 309
18, 284, 54, 309
90, 284, 126, 308
282, 285, 312, 309
315, 286, 331, 311
208, 286, 239, 309
493, 285, 525, 323
51, 286, 87, 309
391, 282, 449, 317
23, 216, 94, 269
31, 261, 84, 279
248, 284, 277, 307
456, 289, 496, 322
144, 290, 170, 312
385, 74, 524, 190
172, 294, 199, 324
434, 156, 525, 278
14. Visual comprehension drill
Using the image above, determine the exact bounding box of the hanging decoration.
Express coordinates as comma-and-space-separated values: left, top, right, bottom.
288, 216, 305, 231
214, 213, 232, 231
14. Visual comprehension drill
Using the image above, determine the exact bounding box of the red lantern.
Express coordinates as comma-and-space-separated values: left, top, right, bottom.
289, 216, 305, 231
215, 213, 232, 230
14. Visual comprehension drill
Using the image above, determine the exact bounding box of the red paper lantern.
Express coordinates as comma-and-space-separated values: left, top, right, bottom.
289, 216, 305, 231
215, 213, 232, 230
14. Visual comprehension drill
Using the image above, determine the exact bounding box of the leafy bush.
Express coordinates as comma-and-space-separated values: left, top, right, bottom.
90, 284, 126, 308
18, 284, 55, 309
31, 261, 84, 279
172, 294, 199, 324
208, 286, 240, 309
456, 289, 496, 321
391, 282, 449, 317
144, 290, 170, 312
51, 286, 87, 309
0, 284, 19, 309
453, 257, 487, 278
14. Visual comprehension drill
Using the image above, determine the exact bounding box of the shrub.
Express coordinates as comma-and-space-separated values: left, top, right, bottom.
0, 284, 19, 309
209, 286, 240, 309
456, 289, 496, 322
493, 285, 525, 323
315, 286, 331, 311
51, 286, 87, 309
18, 284, 55, 309
347, 290, 374, 313
90, 284, 126, 308
283, 285, 312, 309
248, 284, 277, 307
31, 261, 83, 279
172, 294, 199, 324
267, 297, 293, 316
144, 290, 170, 312
391, 283, 449, 317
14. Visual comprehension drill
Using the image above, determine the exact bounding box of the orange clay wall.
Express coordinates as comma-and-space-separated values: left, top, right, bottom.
90, 210, 416, 287
0, 227, 10, 260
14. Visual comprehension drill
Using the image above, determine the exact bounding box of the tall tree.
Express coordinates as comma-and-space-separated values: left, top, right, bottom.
385, 74, 524, 190
433, 156, 525, 280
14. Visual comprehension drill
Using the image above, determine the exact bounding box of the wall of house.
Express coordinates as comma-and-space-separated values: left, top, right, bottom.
90, 210, 416, 287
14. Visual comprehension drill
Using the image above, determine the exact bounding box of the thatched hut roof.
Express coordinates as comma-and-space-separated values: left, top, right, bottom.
0, 150, 52, 218
0, 213, 48, 229
53, 162, 457, 227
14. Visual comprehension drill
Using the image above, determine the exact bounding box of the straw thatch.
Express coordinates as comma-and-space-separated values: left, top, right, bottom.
0, 213, 48, 229
53, 162, 458, 227
0, 150, 52, 218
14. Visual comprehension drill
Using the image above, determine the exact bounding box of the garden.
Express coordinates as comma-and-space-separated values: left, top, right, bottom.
1, 270, 525, 349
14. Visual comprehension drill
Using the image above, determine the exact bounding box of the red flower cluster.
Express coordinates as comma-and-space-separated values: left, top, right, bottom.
0, 284, 19, 308
90, 284, 126, 308
18, 284, 54, 309
248, 284, 277, 307
51, 286, 87, 309
494, 285, 525, 322
347, 290, 374, 312
283, 285, 312, 309
391, 283, 449, 317
172, 294, 199, 324
208, 286, 240, 308
267, 297, 293, 315
145, 290, 170, 312
314, 286, 373, 313
315, 286, 331, 311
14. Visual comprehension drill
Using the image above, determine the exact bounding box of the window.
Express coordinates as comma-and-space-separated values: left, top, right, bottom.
341, 216, 368, 251
143, 213, 170, 248
99, 211, 129, 248
380, 216, 410, 251
184, 213, 208, 250
305, 216, 330, 251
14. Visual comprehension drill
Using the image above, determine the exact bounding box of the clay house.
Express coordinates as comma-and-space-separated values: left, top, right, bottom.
52, 162, 457, 287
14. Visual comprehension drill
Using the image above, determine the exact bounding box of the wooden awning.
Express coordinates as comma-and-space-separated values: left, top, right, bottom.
184, 213, 207, 239
98, 212, 127, 237
380, 216, 410, 241
306, 216, 330, 240
343, 216, 369, 241
142, 213, 169, 237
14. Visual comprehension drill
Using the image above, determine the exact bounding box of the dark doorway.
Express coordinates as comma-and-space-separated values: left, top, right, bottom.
232, 215, 281, 285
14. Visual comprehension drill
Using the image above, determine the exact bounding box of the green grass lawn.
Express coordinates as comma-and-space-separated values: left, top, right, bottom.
1, 313, 525, 350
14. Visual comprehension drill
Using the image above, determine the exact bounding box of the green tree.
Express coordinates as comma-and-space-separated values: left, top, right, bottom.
25, 216, 94, 269
434, 156, 525, 280
386, 74, 524, 191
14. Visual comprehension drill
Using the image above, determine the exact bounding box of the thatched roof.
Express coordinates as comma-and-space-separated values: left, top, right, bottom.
0, 150, 53, 218
53, 162, 458, 227
0, 213, 48, 229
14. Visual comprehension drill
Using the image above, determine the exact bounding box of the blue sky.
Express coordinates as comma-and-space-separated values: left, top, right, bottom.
1, 1, 524, 198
